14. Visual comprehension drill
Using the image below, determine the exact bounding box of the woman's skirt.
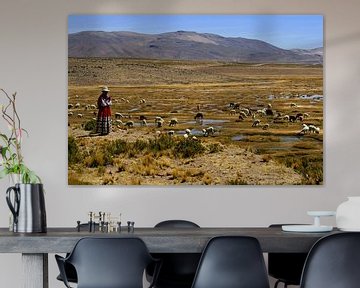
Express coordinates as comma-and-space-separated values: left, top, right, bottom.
96, 107, 112, 135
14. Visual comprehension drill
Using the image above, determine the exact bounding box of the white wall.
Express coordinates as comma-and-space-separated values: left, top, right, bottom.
1, 0, 360, 286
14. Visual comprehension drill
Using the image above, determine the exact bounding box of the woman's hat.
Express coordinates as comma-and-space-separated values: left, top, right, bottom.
101, 86, 110, 92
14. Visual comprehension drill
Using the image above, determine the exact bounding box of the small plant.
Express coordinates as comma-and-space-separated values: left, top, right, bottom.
132, 139, 148, 153
279, 155, 323, 184
106, 139, 128, 156
84, 149, 114, 168
227, 174, 248, 185
148, 135, 176, 153
175, 138, 205, 158
244, 145, 259, 154
0, 89, 41, 183
68, 172, 91, 185
68, 136, 81, 165
227, 178, 248, 185
208, 143, 223, 154
201, 173, 213, 185
84, 119, 97, 131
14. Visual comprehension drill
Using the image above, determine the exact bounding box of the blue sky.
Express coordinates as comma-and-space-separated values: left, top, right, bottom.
68, 15, 323, 49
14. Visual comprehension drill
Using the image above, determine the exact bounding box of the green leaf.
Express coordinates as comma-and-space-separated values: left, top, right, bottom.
1, 146, 8, 158
0, 133, 8, 142
21, 128, 29, 137
18, 164, 41, 184
0, 168, 9, 179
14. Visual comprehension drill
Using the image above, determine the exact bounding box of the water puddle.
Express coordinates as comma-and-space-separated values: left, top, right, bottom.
185, 119, 229, 126
231, 134, 303, 143
299, 94, 323, 101
232, 135, 246, 141
128, 108, 140, 112
177, 129, 204, 136
280, 136, 303, 142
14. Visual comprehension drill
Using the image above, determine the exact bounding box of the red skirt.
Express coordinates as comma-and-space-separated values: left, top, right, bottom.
96, 107, 112, 134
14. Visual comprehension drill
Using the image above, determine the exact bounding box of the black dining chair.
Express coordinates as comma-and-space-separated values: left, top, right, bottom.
268, 224, 308, 288
300, 232, 360, 288
147, 220, 201, 288
191, 236, 270, 288
55, 237, 161, 288
56, 223, 99, 284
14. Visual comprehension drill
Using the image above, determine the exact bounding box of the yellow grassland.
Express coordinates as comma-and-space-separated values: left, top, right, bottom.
68, 58, 323, 185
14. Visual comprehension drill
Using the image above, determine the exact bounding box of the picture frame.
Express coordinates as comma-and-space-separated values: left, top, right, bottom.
68, 15, 323, 185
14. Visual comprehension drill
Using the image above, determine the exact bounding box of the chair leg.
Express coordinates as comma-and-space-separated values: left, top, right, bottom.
274, 280, 290, 288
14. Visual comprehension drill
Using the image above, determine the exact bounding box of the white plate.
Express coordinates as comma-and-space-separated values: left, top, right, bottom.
338, 227, 360, 232
307, 211, 336, 217
282, 225, 333, 232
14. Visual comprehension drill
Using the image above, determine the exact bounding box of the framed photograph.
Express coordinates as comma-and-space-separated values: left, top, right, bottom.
68, 15, 323, 185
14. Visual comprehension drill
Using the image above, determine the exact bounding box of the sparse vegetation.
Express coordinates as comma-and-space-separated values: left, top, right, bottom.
279, 155, 323, 184
84, 149, 114, 168
68, 136, 81, 165
68, 58, 322, 185
76, 136, 207, 172
227, 176, 249, 185
84, 119, 97, 131
175, 139, 206, 158
208, 143, 223, 154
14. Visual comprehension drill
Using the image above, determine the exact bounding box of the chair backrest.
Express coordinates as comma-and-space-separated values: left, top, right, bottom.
191, 236, 270, 288
300, 232, 360, 288
155, 220, 200, 228
268, 224, 308, 285
152, 220, 201, 285
67, 237, 154, 288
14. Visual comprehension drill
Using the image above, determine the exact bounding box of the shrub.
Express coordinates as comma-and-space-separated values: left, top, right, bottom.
208, 143, 223, 154
227, 178, 248, 185
68, 136, 81, 165
68, 173, 92, 185
148, 135, 176, 152
132, 139, 148, 153
174, 139, 206, 158
244, 145, 259, 154
84, 119, 97, 131
279, 155, 323, 184
201, 173, 213, 185
106, 139, 128, 155
85, 149, 114, 168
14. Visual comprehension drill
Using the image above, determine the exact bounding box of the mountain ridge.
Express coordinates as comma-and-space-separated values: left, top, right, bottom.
68, 30, 323, 64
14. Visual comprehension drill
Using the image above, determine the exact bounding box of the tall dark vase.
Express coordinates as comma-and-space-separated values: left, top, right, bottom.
6, 183, 47, 233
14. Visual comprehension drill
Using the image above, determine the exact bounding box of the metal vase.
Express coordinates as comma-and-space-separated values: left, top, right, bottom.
6, 183, 47, 233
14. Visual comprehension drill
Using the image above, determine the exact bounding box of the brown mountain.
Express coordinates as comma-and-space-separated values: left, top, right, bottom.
68, 30, 323, 64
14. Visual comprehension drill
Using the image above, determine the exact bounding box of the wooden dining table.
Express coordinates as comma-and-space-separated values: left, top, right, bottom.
0, 226, 339, 288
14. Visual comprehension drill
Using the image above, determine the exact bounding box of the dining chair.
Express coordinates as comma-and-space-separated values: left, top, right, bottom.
56, 223, 99, 284
147, 220, 201, 288
300, 232, 360, 288
268, 224, 308, 288
191, 236, 270, 288
55, 237, 161, 288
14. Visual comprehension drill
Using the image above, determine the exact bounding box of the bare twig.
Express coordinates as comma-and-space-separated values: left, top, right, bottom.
0, 89, 23, 166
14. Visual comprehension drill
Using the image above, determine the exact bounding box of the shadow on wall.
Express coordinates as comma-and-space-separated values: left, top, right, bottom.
327, 31, 360, 47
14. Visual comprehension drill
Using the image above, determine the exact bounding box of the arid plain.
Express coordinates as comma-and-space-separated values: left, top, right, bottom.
68, 58, 323, 185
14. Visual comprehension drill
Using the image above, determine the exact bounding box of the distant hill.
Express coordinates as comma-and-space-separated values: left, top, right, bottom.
291, 47, 323, 61
68, 30, 323, 64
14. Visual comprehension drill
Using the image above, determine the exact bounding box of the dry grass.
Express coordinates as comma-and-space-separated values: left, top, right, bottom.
68, 58, 323, 185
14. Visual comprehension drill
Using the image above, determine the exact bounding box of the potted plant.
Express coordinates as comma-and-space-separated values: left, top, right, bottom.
0, 88, 46, 233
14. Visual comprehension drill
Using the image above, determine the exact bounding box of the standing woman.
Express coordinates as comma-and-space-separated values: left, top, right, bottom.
96, 86, 112, 135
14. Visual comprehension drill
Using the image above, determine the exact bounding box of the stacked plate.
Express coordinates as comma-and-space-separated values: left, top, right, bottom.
282, 211, 336, 232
